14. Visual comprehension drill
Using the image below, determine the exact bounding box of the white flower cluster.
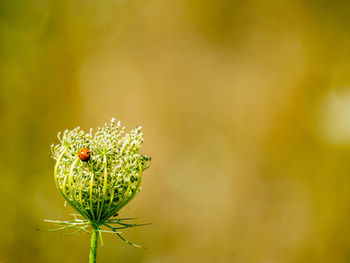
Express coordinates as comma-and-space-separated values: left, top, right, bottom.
51, 118, 151, 224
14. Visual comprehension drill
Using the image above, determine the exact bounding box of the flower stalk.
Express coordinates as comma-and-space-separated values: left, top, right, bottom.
90, 227, 99, 263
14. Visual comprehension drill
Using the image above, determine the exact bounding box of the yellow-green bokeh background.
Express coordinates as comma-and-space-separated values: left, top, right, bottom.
1, 0, 350, 262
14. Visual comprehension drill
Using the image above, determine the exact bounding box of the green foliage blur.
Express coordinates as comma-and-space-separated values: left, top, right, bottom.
1, 0, 350, 262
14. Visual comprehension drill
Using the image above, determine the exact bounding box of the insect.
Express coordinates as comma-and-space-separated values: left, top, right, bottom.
78, 148, 91, 162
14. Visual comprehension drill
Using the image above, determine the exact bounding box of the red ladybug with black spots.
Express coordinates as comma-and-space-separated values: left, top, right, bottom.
78, 148, 91, 162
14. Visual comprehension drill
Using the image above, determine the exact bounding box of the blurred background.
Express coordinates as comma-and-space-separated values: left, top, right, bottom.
1, 0, 350, 262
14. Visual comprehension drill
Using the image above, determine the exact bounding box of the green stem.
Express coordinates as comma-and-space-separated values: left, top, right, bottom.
89, 227, 99, 263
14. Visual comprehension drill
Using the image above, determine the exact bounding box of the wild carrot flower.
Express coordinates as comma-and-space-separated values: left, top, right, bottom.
47, 118, 151, 262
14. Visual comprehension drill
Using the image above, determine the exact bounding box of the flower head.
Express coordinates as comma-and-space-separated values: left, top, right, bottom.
51, 118, 151, 224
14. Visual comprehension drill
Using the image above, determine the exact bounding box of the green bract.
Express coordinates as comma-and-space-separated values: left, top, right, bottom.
51, 118, 151, 224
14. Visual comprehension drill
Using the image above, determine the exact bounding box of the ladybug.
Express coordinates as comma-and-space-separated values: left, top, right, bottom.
78, 148, 91, 162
